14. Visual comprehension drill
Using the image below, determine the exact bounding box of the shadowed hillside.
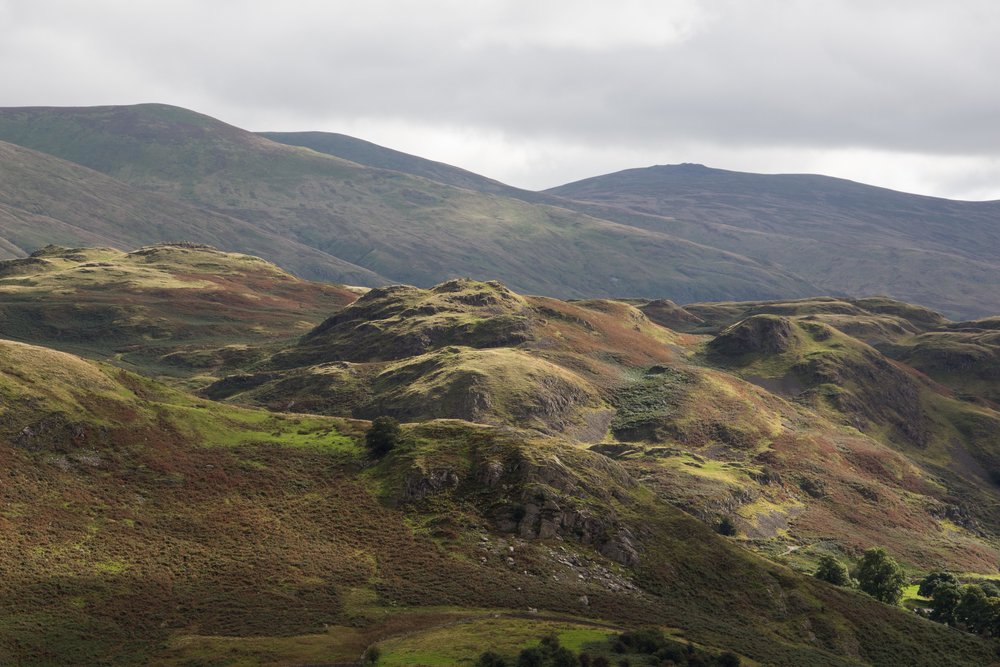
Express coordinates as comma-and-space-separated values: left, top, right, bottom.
0, 139, 384, 284
263, 129, 1000, 320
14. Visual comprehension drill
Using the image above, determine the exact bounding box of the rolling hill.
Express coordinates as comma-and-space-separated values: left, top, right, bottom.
0, 104, 817, 303
0, 243, 359, 385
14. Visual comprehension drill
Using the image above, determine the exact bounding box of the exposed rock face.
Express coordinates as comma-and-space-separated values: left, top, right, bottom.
391, 432, 641, 567
401, 468, 461, 502
709, 315, 797, 357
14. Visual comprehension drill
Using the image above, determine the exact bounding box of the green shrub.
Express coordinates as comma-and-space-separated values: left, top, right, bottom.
918, 571, 959, 597
477, 651, 508, 667
814, 554, 851, 586
517, 647, 544, 667
365, 416, 401, 458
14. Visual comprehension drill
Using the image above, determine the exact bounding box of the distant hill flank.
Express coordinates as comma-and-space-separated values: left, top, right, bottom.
0, 104, 817, 303
263, 128, 1000, 320
547, 164, 1000, 319
0, 138, 385, 284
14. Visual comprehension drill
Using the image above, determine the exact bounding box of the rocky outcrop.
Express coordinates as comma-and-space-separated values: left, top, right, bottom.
709, 315, 797, 357
389, 429, 642, 566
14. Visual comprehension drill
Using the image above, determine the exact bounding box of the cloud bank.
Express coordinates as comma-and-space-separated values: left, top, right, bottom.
2, 0, 999, 198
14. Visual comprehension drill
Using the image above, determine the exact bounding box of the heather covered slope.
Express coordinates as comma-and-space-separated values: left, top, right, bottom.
0, 104, 817, 302
547, 164, 1000, 319
0, 338, 994, 666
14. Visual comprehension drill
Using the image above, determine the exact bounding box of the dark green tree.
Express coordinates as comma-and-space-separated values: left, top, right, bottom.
362, 643, 380, 664
516, 647, 544, 667
550, 647, 580, 667
855, 547, 906, 605
814, 554, 851, 586
957, 585, 993, 634
717, 651, 742, 666
929, 581, 963, 626
717, 516, 737, 536
918, 571, 960, 597
477, 651, 508, 667
980, 581, 1000, 598
365, 416, 401, 458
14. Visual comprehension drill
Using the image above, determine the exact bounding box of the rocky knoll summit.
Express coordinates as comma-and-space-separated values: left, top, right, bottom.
708, 314, 798, 357
274, 279, 535, 367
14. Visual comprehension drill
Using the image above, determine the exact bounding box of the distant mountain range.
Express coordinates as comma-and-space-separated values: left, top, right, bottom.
1, 103, 998, 317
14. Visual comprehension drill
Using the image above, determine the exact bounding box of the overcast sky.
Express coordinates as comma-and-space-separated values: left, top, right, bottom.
2, 0, 999, 199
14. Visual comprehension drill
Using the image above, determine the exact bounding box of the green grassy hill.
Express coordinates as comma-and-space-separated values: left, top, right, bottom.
0, 336, 995, 666
0, 104, 818, 303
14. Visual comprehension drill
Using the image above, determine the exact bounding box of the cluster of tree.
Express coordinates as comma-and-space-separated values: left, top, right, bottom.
814, 548, 1000, 638
476, 630, 740, 667
814, 547, 906, 604
919, 571, 1000, 637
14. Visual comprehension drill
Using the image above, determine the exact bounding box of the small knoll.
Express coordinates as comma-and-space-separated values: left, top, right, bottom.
708, 315, 799, 357
707, 316, 928, 446
360, 347, 610, 438
637, 298, 704, 329
682, 296, 946, 342
884, 318, 1000, 404
0, 243, 356, 381
273, 279, 534, 366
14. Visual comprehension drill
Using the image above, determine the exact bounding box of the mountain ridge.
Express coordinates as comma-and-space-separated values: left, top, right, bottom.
261, 126, 1000, 319
0, 103, 821, 303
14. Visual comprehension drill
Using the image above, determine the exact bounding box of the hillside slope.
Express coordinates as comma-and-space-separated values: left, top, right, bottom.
265, 129, 1000, 320
0, 139, 384, 285
199, 278, 1000, 578
0, 338, 994, 666
0, 104, 817, 303
548, 164, 1000, 319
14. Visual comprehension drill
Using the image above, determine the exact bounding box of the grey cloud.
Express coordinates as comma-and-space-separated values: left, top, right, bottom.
1, 0, 999, 197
